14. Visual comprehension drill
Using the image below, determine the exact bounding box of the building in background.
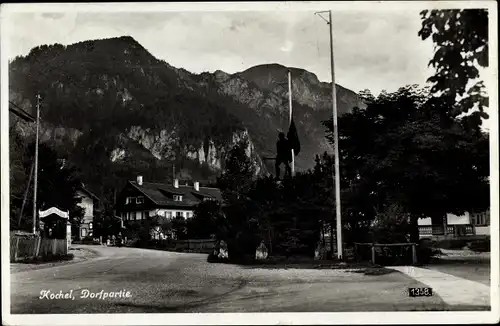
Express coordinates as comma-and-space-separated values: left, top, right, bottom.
115, 176, 223, 239
75, 187, 100, 239
418, 209, 490, 240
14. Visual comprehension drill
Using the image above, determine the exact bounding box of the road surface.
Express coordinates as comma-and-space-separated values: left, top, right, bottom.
11, 245, 464, 313
425, 250, 491, 286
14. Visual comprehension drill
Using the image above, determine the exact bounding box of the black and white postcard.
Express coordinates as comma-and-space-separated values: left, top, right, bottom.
1, 1, 498, 325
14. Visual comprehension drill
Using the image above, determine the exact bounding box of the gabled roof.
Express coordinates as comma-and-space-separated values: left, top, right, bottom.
128, 181, 223, 208
77, 187, 100, 202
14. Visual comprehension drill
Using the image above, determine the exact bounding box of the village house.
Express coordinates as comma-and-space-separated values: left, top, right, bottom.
418, 209, 490, 240
115, 176, 223, 239
75, 187, 100, 239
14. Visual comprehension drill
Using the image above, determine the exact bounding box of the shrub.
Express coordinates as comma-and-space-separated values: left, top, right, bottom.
369, 203, 411, 244
467, 238, 490, 252
22, 253, 74, 264
433, 239, 468, 249
417, 238, 442, 264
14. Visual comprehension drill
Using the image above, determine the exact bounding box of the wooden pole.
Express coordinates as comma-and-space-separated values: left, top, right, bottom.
315, 10, 343, 259
288, 69, 295, 176
328, 10, 343, 260
32, 94, 41, 235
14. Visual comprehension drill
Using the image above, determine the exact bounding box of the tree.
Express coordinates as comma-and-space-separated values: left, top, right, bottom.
323, 86, 489, 243
419, 9, 489, 127
10, 139, 85, 232
171, 215, 188, 240
188, 200, 224, 239
369, 203, 411, 244
9, 123, 33, 230
217, 138, 256, 200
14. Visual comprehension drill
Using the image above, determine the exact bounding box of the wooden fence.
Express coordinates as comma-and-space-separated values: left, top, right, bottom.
147, 238, 216, 253
10, 234, 68, 262
354, 242, 417, 266
172, 239, 216, 253
418, 224, 475, 237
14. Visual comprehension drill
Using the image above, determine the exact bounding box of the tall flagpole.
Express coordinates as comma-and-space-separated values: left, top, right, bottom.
315, 10, 343, 260
32, 94, 41, 235
288, 69, 295, 176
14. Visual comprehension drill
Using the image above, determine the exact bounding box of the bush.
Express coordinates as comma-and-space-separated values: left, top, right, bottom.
467, 238, 490, 252
369, 203, 411, 243
21, 253, 74, 264
433, 239, 468, 249
207, 251, 227, 263
417, 239, 442, 264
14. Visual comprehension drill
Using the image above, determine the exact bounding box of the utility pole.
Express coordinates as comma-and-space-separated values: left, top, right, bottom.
288, 69, 295, 176
315, 10, 343, 260
32, 94, 41, 235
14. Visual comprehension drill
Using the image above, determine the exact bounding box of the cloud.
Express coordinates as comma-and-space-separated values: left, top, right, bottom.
6, 10, 436, 95
280, 40, 294, 53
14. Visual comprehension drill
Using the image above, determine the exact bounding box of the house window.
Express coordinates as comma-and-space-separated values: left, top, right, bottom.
173, 195, 183, 202
126, 197, 135, 204
81, 228, 87, 238
176, 211, 183, 218
136, 211, 143, 220
166, 211, 172, 218
472, 212, 488, 226
136, 196, 144, 204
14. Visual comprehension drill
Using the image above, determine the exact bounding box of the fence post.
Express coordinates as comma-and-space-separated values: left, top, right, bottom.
35, 236, 41, 258
14, 237, 20, 262
412, 244, 417, 265
354, 243, 358, 262
371, 243, 375, 265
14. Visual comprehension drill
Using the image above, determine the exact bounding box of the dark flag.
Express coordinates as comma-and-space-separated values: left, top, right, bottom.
287, 118, 300, 156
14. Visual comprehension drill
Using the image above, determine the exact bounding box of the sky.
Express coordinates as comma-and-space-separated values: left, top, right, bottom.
5, 7, 437, 95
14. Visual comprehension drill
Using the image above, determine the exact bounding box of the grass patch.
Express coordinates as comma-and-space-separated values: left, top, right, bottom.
351, 267, 396, 275
18, 253, 74, 264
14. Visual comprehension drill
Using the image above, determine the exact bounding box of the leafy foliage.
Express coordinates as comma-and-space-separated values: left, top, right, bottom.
323, 86, 489, 242
214, 140, 328, 260
419, 9, 489, 126
187, 200, 224, 239
217, 139, 256, 200
9, 127, 84, 232
369, 203, 411, 243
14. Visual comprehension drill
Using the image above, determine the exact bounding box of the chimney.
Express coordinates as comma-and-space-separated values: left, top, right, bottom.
194, 181, 200, 192
137, 175, 143, 186
173, 178, 179, 188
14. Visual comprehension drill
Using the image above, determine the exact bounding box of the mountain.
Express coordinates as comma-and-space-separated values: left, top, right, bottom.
9, 36, 365, 204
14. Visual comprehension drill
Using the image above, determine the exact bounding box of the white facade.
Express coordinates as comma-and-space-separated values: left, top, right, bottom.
122, 208, 194, 221
418, 210, 490, 236
418, 210, 490, 226
76, 190, 95, 238
151, 208, 194, 219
